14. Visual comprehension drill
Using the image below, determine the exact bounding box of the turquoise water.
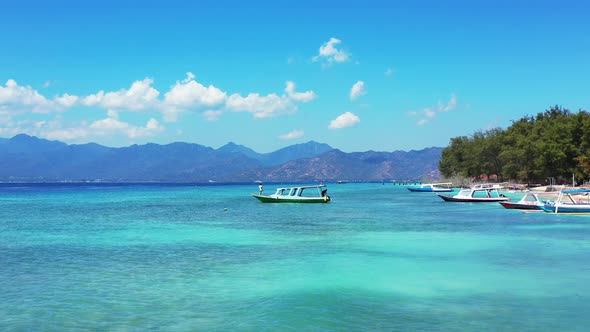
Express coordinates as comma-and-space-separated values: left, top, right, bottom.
1, 183, 589, 331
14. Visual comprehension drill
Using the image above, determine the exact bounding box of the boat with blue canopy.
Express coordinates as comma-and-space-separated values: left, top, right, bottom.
539, 189, 590, 214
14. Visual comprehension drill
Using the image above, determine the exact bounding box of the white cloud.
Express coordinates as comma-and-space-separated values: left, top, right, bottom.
424, 108, 436, 118
350, 81, 366, 101
90, 117, 130, 131
89, 117, 163, 138
164, 72, 227, 108
440, 93, 457, 112
45, 128, 89, 141
128, 118, 163, 138
202, 110, 223, 121
329, 112, 360, 129
0, 79, 74, 114
2, 74, 317, 132
313, 37, 350, 64
0, 117, 89, 141
279, 130, 304, 140
411, 94, 458, 125
384, 68, 395, 77
55, 94, 78, 108
226, 93, 295, 119
285, 81, 317, 103
82, 78, 160, 111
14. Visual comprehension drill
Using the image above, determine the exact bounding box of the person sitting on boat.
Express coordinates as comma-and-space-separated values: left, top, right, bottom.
321, 189, 328, 197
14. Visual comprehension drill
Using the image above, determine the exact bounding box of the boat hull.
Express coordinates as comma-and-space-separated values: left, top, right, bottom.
437, 194, 510, 202
499, 202, 541, 210
539, 204, 590, 214
252, 194, 331, 203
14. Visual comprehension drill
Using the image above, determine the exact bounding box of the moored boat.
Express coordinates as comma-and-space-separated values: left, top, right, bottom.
437, 185, 510, 202
539, 189, 590, 214
252, 185, 331, 203
407, 182, 453, 192
499, 191, 559, 210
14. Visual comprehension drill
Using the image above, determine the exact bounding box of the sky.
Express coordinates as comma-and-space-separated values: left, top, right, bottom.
0, 0, 588, 153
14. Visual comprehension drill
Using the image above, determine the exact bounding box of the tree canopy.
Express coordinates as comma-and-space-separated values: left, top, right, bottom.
439, 105, 590, 185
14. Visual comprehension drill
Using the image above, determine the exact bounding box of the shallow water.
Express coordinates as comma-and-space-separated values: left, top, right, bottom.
1, 183, 589, 331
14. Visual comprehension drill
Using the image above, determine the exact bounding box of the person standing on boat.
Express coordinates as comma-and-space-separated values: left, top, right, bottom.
259, 184, 263, 195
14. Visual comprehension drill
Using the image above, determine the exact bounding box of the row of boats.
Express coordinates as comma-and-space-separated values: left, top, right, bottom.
251, 182, 590, 214
409, 182, 590, 214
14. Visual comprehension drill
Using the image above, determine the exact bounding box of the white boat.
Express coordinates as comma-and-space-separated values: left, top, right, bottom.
252, 185, 331, 203
539, 189, 590, 214
407, 182, 453, 192
499, 191, 559, 211
437, 185, 510, 202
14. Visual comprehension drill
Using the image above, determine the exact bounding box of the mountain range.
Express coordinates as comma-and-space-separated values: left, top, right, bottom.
0, 134, 443, 182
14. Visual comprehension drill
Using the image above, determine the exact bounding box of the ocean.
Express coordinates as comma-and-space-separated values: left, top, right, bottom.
1, 183, 589, 331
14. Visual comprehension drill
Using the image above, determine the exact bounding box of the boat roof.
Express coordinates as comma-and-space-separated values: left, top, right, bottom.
461, 187, 500, 192
562, 189, 590, 194
275, 184, 326, 190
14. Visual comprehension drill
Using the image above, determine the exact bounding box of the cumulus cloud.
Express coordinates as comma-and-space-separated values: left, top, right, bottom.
0, 117, 89, 141
82, 78, 160, 111
411, 94, 458, 125
55, 94, 78, 108
285, 81, 317, 102
164, 72, 227, 108
44, 127, 89, 141
313, 37, 350, 64
350, 81, 366, 101
89, 117, 163, 138
224, 80, 316, 119
226, 93, 295, 119
0, 79, 76, 114
329, 112, 360, 129
1, 114, 164, 142
279, 129, 304, 140
2, 74, 317, 133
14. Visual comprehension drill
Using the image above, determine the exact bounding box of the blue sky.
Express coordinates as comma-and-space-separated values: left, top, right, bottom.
1, 0, 588, 153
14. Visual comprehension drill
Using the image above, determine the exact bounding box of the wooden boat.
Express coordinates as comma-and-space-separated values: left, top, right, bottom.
407, 182, 453, 192
539, 189, 590, 214
499, 191, 559, 210
437, 185, 510, 202
252, 185, 331, 203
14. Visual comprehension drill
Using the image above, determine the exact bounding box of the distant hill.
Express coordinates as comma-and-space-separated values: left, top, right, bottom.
216, 140, 334, 166
0, 134, 442, 182
229, 148, 443, 182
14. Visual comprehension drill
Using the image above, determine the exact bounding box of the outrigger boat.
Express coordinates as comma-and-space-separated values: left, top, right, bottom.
407, 182, 453, 192
252, 185, 331, 203
437, 184, 510, 202
499, 191, 559, 211
539, 189, 590, 214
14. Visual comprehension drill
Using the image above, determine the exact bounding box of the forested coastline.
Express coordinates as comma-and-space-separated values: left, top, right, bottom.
439, 105, 590, 186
